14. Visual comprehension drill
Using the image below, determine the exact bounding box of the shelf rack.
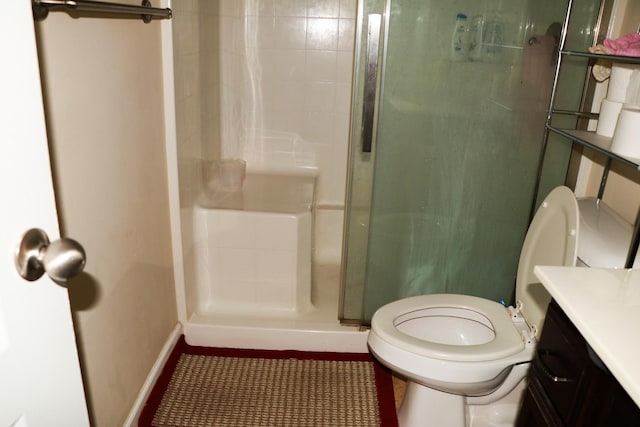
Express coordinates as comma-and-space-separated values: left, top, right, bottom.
534, 39, 640, 268
533, 14, 640, 268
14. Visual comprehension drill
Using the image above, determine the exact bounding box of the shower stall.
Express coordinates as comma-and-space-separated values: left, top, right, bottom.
164, 0, 369, 351
164, 0, 601, 350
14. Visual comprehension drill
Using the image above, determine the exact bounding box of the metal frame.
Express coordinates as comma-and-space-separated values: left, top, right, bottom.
531, 0, 640, 268
361, 14, 382, 153
32, 0, 172, 23
529, 0, 574, 222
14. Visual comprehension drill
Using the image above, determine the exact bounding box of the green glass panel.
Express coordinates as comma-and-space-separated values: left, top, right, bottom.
341, 0, 602, 322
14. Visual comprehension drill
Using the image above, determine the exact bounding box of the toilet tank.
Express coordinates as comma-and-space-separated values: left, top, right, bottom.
577, 198, 639, 268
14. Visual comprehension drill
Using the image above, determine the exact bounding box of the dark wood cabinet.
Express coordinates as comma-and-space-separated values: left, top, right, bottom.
516, 300, 640, 426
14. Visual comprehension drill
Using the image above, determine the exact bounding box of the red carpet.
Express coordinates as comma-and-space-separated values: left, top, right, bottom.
139, 336, 398, 426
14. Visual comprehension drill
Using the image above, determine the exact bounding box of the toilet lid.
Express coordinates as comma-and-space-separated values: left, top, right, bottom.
516, 186, 578, 333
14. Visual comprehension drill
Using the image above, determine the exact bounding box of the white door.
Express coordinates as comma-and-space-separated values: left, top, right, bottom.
0, 1, 90, 426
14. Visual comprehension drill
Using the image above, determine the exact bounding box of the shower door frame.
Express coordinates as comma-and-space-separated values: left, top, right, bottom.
339, 0, 390, 325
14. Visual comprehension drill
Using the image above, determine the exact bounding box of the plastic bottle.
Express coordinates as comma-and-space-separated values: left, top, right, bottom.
482, 13, 504, 63
451, 13, 469, 61
468, 15, 484, 61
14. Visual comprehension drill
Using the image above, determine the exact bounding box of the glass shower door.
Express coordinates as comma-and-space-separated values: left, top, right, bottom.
341, 0, 601, 323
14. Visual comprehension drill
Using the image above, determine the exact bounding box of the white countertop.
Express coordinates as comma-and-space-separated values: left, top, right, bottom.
533, 266, 640, 407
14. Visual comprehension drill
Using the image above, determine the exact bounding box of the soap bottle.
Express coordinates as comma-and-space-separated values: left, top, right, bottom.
482, 12, 504, 63
451, 13, 469, 61
468, 15, 484, 61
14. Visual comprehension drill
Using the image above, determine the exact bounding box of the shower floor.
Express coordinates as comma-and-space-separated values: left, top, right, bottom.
184, 262, 369, 352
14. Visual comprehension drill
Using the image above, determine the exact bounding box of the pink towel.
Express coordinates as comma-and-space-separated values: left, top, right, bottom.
604, 32, 640, 57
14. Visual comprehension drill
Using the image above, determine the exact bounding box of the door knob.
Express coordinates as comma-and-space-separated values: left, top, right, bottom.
15, 228, 86, 283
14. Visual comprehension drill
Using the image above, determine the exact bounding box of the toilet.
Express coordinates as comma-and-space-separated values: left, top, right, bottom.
368, 186, 580, 427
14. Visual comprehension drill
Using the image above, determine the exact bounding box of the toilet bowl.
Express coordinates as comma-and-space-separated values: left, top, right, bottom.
368, 186, 579, 427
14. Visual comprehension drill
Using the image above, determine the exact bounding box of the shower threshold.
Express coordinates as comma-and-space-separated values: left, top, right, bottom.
182, 263, 369, 352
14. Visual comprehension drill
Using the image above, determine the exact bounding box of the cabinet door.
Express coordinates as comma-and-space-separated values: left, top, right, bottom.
533, 302, 591, 424
575, 368, 640, 427
529, 301, 640, 426
516, 376, 564, 427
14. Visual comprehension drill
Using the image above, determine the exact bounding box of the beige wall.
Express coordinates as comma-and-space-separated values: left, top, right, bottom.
35, 10, 177, 427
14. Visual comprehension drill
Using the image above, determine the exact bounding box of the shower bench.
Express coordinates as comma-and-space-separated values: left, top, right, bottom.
192, 172, 316, 316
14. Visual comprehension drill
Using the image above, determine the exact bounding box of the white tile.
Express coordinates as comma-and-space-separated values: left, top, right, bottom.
336, 50, 354, 83
302, 111, 334, 144
269, 80, 307, 112
332, 117, 351, 150
261, 49, 306, 81
304, 81, 336, 112
307, 0, 340, 18
274, 17, 307, 49
180, 0, 355, 211
305, 50, 338, 82
274, 0, 307, 17
339, 0, 357, 19
246, 0, 275, 16
266, 108, 307, 135
255, 16, 277, 49
338, 18, 355, 51
306, 18, 339, 50
334, 82, 352, 113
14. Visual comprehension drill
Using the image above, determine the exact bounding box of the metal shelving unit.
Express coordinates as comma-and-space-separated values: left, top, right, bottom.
533, 0, 640, 269
547, 127, 640, 170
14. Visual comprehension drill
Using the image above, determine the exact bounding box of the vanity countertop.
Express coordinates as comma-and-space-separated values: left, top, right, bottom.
533, 266, 640, 407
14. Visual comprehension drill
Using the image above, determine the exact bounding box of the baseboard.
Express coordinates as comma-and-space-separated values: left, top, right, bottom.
123, 323, 182, 427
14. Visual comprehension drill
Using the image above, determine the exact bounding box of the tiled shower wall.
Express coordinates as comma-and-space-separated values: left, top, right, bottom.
173, 0, 357, 208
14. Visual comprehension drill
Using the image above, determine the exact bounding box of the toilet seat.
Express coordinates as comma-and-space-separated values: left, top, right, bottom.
371, 294, 526, 363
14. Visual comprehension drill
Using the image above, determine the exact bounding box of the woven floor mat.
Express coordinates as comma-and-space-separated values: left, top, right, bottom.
139, 336, 398, 427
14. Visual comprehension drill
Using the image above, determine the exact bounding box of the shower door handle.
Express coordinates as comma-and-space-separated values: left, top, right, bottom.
362, 14, 382, 153
14, 228, 86, 284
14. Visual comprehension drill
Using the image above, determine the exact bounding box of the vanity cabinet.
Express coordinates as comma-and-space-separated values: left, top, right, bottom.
515, 300, 640, 426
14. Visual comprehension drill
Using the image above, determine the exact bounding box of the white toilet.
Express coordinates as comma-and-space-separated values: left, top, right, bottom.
368, 186, 580, 427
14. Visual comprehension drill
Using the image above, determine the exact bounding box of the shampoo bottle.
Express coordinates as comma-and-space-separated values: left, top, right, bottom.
468, 15, 484, 61
451, 13, 469, 61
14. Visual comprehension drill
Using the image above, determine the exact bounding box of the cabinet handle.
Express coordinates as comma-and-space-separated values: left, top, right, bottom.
535, 349, 577, 383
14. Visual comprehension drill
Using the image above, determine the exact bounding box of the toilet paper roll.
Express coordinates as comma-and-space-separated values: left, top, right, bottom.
596, 98, 623, 137
608, 63, 638, 103
625, 69, 640, 108
610, 107, 640, 159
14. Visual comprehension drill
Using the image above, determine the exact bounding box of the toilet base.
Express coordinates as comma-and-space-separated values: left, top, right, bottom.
467, 375, 527, 427
396, 366, 529, 427
398, 381, 466, 427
